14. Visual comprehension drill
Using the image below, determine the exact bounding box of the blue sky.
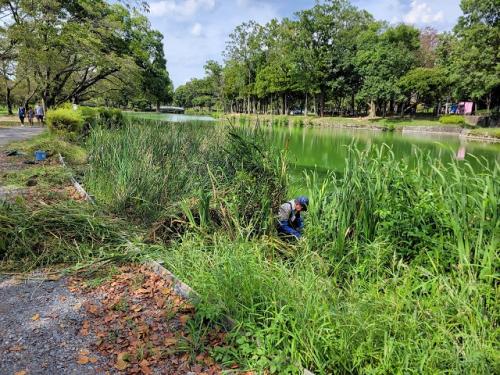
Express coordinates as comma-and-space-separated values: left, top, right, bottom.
146, 0, 463, 87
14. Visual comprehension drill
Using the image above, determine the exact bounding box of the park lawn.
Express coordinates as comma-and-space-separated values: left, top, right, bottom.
468, 127, 500, 139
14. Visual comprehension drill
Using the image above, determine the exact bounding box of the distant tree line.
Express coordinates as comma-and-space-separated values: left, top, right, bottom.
0, 0, 173, 113
174, 0, 499, 117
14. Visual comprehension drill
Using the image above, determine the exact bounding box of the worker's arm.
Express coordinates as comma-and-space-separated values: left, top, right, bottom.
278, 220, 302, 239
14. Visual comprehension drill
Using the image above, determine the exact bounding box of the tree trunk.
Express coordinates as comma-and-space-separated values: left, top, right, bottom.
6, 86, 13, 115
156, 101, 160, 112
369, 99, 376, 118
351, 93, 355, 116
304, 92, 308, 117
319, 91, 325, 117
282, 93, 286, 115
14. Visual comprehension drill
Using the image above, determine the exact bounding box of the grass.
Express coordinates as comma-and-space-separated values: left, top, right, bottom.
6, 131, 87, 165
160, 147, 498, 374
222, 114, 445, 129
0, 164, 72, 189
468, 127, 500, 139
1, 117, 498, 373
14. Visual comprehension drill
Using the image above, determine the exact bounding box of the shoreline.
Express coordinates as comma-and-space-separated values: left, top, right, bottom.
221, 114, 500, 143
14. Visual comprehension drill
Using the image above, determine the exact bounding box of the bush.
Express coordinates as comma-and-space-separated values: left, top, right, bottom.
97, 107, 125, 129
439, 115, 465, 125
46, 107, 84, 137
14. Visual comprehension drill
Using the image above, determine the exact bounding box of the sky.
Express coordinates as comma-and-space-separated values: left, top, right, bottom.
146, 0, 463, 87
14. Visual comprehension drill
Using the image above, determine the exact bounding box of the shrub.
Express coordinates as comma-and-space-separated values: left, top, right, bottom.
97, 107, 125, 129
46, 107, 84, 137
439, 115, 465, 125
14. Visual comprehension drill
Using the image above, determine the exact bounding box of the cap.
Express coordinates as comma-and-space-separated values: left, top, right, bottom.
297, 196, 309, 211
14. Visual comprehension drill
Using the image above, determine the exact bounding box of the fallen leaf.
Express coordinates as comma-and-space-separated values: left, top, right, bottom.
9, 345, 25, 352
139, 359, 152, 375
31, 313, 40, 321
14, 370, 27, 375
79, 349, 90, 356
164, 337, 177, 347
179, 314, 190, 325
115, 352, 129, 371
77, 355, 90, 365
89, 357, 98, 364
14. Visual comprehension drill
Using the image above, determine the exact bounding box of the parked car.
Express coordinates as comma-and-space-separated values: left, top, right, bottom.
289, 109, 303, 115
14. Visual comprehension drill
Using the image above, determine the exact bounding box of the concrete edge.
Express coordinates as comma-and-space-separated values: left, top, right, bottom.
144, 260, 315, 375
58, 153, 94, 203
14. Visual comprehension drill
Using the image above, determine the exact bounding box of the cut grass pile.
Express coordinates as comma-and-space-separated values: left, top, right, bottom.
0, 164, 72, 189
7, 131, 87, 165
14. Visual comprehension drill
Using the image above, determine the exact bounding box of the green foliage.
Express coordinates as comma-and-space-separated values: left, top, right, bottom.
46, 107, 84, 137
8, 131, 87, 165
161, 145, 498, 374
0, 201, 134, 270
439, 115, 465, 124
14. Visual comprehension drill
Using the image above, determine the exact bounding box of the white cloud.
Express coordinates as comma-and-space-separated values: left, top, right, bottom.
403, 0, 444, 24
190, 22, 203, 36
150, 0, 216, 18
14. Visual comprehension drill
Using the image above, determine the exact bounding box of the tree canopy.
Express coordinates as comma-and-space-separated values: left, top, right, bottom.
177, 0, 500, 116
0, 0, 172, 112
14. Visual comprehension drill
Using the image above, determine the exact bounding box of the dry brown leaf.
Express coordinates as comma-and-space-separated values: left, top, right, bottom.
79, 349, 90, 356
89, 357, 98, 364
164, 337, 177, 347
139, 359, 152, 375
9, 345, 25, 352
77, 355, 90, 365
31, 313, 40, 321
179, 314, 190, 325
115, 352, 129, 371
14, 370, 27, 375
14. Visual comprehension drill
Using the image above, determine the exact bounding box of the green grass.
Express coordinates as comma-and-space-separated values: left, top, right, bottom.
223, 114, 445, 128
0, 164, 72, 189
1, 118, 498, 373
160, 147, 498, 374
7, 131, 87, 165
469, 127, 500, 139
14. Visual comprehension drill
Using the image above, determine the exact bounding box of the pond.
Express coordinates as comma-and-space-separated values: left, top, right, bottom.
129, 112, 499, 192
125, 111, 215, 123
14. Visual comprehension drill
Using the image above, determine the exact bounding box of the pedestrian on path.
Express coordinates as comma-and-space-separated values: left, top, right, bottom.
35, 104, 44, 124
27, 106, 35, 126
18, 106, 26, 126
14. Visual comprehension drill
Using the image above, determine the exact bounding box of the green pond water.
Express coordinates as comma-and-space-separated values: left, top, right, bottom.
130, 112, 499, 191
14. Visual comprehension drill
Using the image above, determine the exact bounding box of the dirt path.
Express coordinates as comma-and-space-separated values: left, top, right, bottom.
0, 276, 107, 375
0, 126, 44, 147
0, 267, 226, 375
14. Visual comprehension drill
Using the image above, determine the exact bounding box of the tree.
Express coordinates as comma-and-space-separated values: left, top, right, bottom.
356, 23, 420, 117
399, 67, 449, 114
0, 0, 172, 110
450, 0, 500, 112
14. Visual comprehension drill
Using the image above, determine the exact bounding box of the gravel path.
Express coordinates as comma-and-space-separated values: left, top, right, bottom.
0, 276, 108, 375
0, 126, 44, 147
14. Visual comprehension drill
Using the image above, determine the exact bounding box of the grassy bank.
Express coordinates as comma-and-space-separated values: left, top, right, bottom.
468, 127, 500, 140
222, 113, 444, 129
2, 119, 498, 373
81, 120, 498, 373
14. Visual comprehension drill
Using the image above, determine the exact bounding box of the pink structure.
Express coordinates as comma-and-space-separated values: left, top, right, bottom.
457, 101, 474, 115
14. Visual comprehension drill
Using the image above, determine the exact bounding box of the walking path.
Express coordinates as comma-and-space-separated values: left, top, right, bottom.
0, 126, 44, 147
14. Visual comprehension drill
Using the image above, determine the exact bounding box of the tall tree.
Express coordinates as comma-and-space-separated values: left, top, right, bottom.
450, 0, 500, 112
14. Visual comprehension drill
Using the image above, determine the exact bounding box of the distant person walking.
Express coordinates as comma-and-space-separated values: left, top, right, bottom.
27, 106, 35, 126
18, 106, 26, 126
35, 104, 44, 124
